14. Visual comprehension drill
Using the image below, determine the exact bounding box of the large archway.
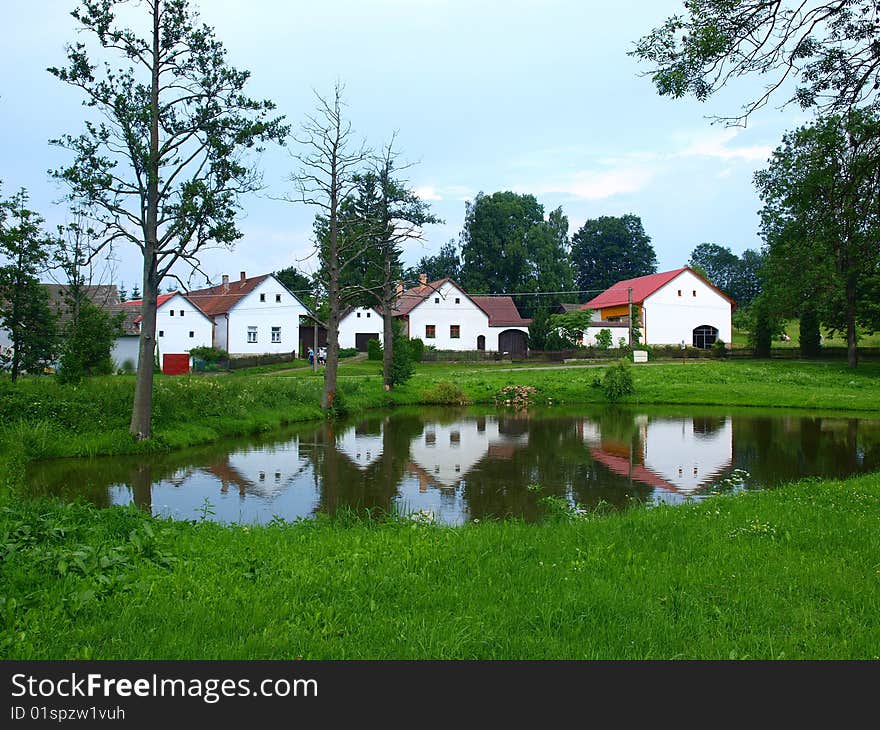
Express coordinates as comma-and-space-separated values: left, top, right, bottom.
692, 324, 719, 349
498, 329, 527, 357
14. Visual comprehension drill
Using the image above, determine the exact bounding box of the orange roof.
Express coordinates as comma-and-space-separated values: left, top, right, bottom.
185, 274, 270, 316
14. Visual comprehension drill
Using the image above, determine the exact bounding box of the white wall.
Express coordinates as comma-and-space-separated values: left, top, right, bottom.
643, 270, 732, 346
226, 277, 309, 356
405, 281, 528, 351
112, 336, 140, 370
155, 294, 214, 357
338, 307, 383, 349
583, 325, 630, 348
336, 426, 384, 470
642, 417, 733, 494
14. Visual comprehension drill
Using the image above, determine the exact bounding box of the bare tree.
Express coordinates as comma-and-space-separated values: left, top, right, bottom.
49, 0, 287, 438
286, 84, 370, 410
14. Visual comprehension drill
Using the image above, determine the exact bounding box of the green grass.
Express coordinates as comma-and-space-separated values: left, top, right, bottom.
2, 472, 878, 659
732, 318, 880, 349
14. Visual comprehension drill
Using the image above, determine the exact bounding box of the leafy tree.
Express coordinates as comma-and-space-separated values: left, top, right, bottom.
50, 0, 287, 439
594, 328, 613, 350
736, 248, 766, 308
525, 207, 574, 312
799, 305, 822, 357
58, 299, 124, 382
689, 242, 765, 307
546, 310, 592, 350
755, 108, 880, 368
747, 294, 783, 358
460, 191, 545, 295
274, 266, 316, 311
410, 239, 461, 282
528, 306, 553, 350
389, 323, 415, 387
570, 215, 657, 298
633, 1, 880, 123
0, 188, 58, 381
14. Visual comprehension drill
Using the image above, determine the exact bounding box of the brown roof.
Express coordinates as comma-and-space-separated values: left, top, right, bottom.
42, 284, 139, 336
185, 274, 270, 316
392, 277, 450, 316
470, 296, 531, 327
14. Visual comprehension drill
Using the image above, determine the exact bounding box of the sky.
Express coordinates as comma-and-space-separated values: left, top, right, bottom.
1, 0, 810, 294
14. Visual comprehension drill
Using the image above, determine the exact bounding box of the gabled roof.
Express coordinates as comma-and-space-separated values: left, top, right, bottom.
42, 283, 140, 336
470, 296, 531, 327
392, 278, 451, 316
185, 274, 271, 316
582, 267, 736, 310
392, 278, 530, 327
123, 292, 183, 325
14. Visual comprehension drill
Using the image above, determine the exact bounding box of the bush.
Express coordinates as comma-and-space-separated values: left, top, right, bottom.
389, 337, 414, 386
712, 338, 727, 358
367, 339, 382, 361
408, 337, 425, 363
189, 346, 228, 363
595, 328, 613, 350
602, 362, 635, 401
338, 348, 358, 359
120, 358, 135, 374
421, 380, 470, 405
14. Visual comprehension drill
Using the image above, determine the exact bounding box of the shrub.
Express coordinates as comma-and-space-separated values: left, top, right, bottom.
421, 380, 470, 405
602, 362, 635, 401
712, 338, 727, 357
618, 337, 628, 349
408, 337, 425, 363
189, 346, 228, 363
595, 328, 613, 350
389, 337, 414, 386
367, 339, 382, 361
338, 348, 358, 359
120, 358, 135, 374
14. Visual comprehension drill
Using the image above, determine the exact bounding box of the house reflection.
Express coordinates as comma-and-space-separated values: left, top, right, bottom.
583, 415, 734, 503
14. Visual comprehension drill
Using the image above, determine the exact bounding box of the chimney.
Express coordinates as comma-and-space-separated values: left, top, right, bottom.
240, 271, 246, 283
222, 274, 229, 291
419, 273, 427, 286
395, 281, 404, 297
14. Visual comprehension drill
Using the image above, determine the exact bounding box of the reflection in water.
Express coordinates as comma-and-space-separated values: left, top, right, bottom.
23, 409, 880, 525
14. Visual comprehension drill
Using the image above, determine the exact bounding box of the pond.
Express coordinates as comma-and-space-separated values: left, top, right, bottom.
23, 407, 880, 525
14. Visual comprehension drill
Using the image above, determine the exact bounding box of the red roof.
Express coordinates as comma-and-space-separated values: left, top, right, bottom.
124, 293, 178, 324
583, 267, 736, 311
185, 274, 270, 316
589, 447, 682, 494
470, 296, 531, 327
393, 278, 451, 316
583, 269, 687, 310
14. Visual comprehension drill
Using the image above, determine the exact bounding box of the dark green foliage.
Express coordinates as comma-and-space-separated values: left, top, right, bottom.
594, 328, 613, 350
601, 362, 635, 401
711, 339, 727, 358
408, 338, 425, 363
689, 243, 765, 308
748, 296, 781, 358
633, 0, 880, 121
420, 379, 470, 405
410, 239, 461, 282
799, 306, 822, 358
338, 348, 359, 359
389, 333, 415, 387
57, 300, 124, 383
189, 346, 229, 364
570, 215, 657, 298
528, 307, 552, 350
0, 189, 58, 381
274, 267, 315, 311
367, 339, 382, 361
545, 310, 592, 350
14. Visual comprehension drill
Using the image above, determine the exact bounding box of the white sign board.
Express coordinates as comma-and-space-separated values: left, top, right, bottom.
633, 350, 648, 363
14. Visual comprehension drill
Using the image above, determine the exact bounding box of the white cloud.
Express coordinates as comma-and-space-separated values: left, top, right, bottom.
414, 185, 443, 201
528, 166, 655, 201
676, 128, 772, 162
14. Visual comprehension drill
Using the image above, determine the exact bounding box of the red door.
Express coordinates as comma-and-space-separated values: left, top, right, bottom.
162, 353, 191, 375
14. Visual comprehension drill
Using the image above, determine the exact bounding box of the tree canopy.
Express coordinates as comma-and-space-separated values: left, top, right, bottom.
570, 214, 657, 297
688, 242, 765, 307
633, 1, 880, 123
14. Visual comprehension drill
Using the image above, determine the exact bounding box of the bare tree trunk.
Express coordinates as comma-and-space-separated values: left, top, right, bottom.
323, 292, 340, 409
381, 266, 394, 391
130, 2, 161, 440
846, 272, 858, 369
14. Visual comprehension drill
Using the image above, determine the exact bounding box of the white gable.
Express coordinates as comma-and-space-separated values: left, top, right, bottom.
642, 269, 732, 346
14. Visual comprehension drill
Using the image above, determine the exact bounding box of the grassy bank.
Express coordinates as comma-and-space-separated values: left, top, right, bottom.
2, 359, 880, 462
2, 472, 878, 659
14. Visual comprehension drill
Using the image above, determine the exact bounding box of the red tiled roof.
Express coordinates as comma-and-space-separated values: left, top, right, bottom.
589, 447, 682, 494
392, 278, 451, 316
125, 293, 178, 324
185, 274, 270, 316
582, 269, 687, 310
470, 296, 531, 327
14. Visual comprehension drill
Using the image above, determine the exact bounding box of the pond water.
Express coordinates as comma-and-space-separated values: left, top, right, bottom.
23, 407, 880, 525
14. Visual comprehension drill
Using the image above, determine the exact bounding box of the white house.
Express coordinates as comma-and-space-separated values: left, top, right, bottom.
582, 267, 734, 348
186, 272, 311, 357
395, 276, 531, 355
140, 292, 214, 361
338, 306, 384, 351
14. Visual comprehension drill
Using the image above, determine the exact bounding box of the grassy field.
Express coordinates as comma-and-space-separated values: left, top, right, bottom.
732, 318, 880, 348
3, 358, 880, 659
2, 471, 878, 659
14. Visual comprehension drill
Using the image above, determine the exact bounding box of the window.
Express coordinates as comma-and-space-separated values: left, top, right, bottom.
169, 310, 174, 316
692, 290, 697, 297
275, 294, 281, 303
271, 326, 281, 344
357, 312, 361, 318
450, 430, 460, 445
677, 290, 682, 297
450, 324, 460, 339
189, 331, 194, 338
260, 293, 266, 302
425, 431, 436, 446
455, 297, 460, 304
180, 310, 184, 317
158, 330, 164, 337
434, 297, 440, 303
425, 324, 436, 339
366, 312, 370, 318
247, 326, 257, 343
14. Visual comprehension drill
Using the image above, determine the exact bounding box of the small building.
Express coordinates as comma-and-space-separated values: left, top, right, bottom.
582, 267, 734, 348
125, 292, 214, 368
394, 276, 531, 356
338, 306, 384, 352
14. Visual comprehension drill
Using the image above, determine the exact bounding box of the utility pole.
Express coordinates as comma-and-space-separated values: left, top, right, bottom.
627, 287, 633, 347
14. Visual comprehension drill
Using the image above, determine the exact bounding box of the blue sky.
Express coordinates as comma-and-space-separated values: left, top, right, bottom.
1, 0, 808, 293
